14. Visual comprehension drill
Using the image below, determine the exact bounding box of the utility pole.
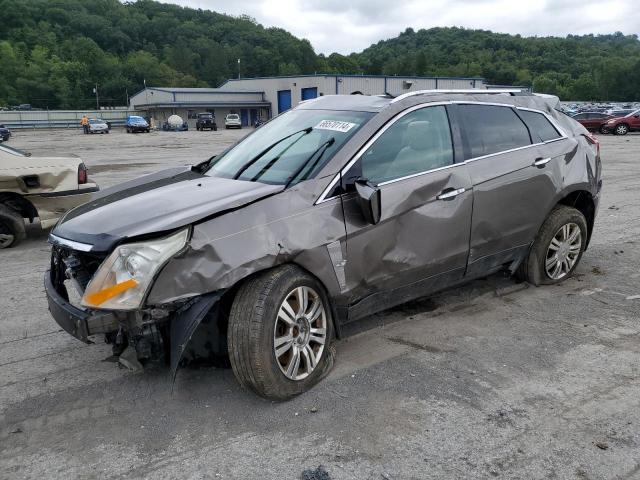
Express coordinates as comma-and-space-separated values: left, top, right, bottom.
93, 84, 99, 111
238, 58, 241, 79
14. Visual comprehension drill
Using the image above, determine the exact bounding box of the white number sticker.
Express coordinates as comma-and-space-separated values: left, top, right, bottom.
314, 120, 357, 133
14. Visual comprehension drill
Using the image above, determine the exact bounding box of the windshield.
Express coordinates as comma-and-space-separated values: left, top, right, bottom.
200, 113, 213, 118
89, 119, 104, 124
207, 109, 373, 185
624, 109, 640, 118
227, 114, 239, 119
130, 116, 145, 122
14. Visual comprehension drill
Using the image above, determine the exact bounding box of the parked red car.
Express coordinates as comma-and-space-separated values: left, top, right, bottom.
571, 112, 614, 133
601, 108, 640, 135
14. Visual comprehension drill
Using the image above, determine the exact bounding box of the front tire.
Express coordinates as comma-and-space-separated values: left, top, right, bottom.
614, 124, 629, 135
0, 204, 26, 249
517, 206, 587, 285
228, 265, 335, 400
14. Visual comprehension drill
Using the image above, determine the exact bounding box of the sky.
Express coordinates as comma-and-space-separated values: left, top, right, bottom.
158, 0, 639, 55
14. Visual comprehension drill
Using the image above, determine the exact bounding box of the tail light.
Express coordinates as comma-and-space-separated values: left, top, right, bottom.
583, 132, 600, 156
78, 163, 88, 184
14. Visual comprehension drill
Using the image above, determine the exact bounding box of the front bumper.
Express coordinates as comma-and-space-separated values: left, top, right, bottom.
44, 269, 118, 343
45, 263, 226, 373
129, 125, 149, 132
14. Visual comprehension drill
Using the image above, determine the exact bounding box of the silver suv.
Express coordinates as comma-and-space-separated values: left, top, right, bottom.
45, 90, 601, 399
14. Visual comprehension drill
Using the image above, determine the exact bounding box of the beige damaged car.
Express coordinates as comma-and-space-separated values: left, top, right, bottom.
0, 144, 98, 248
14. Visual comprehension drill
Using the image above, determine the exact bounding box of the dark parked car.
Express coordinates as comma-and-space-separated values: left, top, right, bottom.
0, 124, 10, 142
602, 108, 640, 135
45, 91, 601, 399
125, 115, 150, 133
571, 112, 614, 133
196, 112, 217, 131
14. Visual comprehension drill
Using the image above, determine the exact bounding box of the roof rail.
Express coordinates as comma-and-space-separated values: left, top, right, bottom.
390, 89, 526, 104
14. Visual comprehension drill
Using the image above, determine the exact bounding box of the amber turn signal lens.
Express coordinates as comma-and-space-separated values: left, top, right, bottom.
84, 278, 138, 307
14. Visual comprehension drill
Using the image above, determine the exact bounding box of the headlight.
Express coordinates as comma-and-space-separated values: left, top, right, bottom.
81, 228, 189, 310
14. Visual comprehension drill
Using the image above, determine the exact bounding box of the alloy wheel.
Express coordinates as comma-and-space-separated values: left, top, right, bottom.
273, 286, 327, 381
545, 222, 582, 280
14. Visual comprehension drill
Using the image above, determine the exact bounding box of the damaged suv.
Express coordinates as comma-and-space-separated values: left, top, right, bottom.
46, 90, 601, 399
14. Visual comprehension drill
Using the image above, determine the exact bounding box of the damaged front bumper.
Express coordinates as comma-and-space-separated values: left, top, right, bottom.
44, 268, 226, 373
44, 269, 118, 343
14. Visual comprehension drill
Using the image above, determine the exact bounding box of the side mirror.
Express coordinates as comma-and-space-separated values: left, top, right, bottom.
354, 178, 381, 225
634, 114, 639, 118
193, 155, 216, 173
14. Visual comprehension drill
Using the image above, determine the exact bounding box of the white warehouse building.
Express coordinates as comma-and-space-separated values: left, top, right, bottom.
130, 74, 486, 128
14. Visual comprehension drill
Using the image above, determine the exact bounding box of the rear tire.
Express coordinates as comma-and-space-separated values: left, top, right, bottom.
599, 125, 608, 134
516, 206, 587, 286
228, 265, 335, 400
0, 204, 26, 249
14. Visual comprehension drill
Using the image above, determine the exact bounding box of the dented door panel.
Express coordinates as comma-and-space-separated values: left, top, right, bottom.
341, 164, 474, 308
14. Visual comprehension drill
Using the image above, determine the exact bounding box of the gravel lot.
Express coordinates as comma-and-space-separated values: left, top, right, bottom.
1, 128, 639, 479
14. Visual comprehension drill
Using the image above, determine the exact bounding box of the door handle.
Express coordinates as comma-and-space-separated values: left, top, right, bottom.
533, 157, 551, 167
437, 187, 466, 201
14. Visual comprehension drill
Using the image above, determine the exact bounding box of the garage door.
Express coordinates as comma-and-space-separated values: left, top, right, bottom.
277, 90, 292, 113
301, 87, 318, 101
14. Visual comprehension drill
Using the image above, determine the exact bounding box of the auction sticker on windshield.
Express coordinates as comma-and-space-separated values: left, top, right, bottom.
314, 120, 357, 133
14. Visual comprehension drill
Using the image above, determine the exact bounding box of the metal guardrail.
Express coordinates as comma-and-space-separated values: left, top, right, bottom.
0, 109, 142, 129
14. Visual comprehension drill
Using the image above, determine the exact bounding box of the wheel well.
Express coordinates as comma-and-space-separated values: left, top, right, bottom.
557, 190, 595, 247
0, 192, 38, 222
215, 262, 342, 341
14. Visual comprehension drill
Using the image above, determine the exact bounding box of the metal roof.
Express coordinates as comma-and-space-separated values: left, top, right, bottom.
145, 87, 264, 94
134, 101, 270, 109
219, 73, 485, 87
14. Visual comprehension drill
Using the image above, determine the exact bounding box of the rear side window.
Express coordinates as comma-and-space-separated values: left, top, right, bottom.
518, 110, 562, 142
458, 105, 531, 159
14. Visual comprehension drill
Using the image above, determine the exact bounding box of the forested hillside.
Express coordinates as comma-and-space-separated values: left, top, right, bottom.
0, 0, 328, 108
1, 0, 639, 108
351, 27, 640, 101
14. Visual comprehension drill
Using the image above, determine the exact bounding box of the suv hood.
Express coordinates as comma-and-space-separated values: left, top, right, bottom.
52, 167, 284, 252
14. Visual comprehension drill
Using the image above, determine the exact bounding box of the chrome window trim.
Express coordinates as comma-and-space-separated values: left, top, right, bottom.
462, 142, 543, 164
514, 106, 569, 140
48, 233, 93, 252
377, 162, 463, 187
315, 101, 570, 204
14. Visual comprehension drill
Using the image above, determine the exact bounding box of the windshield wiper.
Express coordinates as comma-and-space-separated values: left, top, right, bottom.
285, 137, 335, 188
233, 127, 312, 180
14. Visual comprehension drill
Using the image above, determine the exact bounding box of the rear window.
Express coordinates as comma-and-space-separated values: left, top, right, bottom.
518, 110, 562, 142
459, 104, 531, 159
